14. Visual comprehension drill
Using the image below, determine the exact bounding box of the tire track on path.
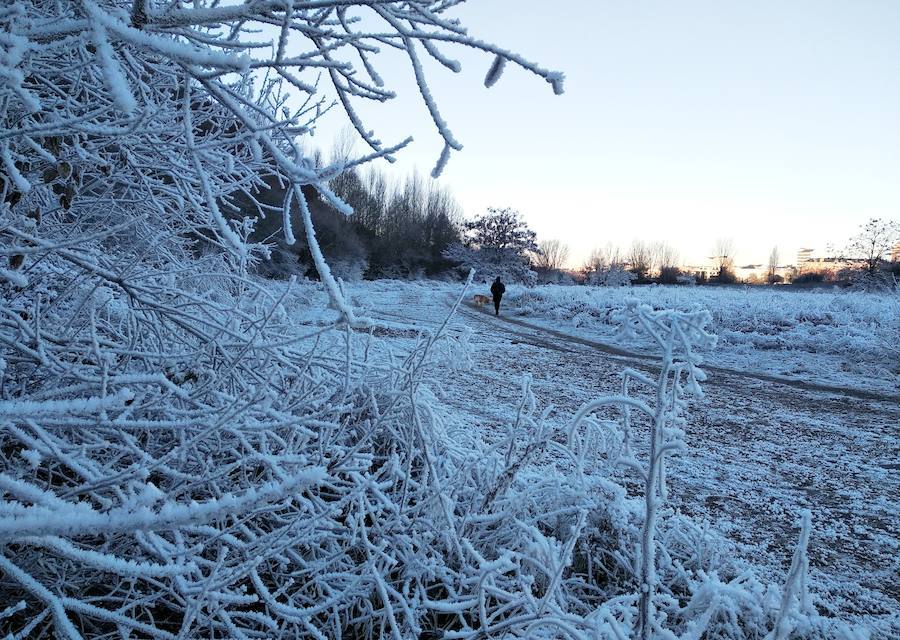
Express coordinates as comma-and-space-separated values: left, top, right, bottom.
460, 301, 900, 405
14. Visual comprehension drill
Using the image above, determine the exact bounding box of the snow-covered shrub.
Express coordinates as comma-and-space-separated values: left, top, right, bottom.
586, 264, 637, 287
443, 243, 539, 285
848, 269, 899, 292
565, 301, 718, 637
0, 1, 569, 636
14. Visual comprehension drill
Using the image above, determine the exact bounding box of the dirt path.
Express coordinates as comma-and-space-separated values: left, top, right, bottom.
461, 301, 900, 404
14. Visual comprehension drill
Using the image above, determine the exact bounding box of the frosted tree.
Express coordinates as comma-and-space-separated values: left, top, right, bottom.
652, 241, 681, 283
627, 239, 652, 281
584, 243, 622, 272
464, 206, 539, 254
444, 207, 540, 282
597, 264, 637, 286
584, 243, 636, 286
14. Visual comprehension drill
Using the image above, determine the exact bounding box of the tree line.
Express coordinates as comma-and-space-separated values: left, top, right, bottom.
247, 159, 899, 288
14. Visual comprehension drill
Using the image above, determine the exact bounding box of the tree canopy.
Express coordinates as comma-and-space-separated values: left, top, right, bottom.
464, 207, 539, 255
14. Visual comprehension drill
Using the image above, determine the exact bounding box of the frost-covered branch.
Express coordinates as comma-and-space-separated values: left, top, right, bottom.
568, 301, 716, 639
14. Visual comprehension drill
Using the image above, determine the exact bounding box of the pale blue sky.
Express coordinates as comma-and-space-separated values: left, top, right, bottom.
311, 0, 900, 268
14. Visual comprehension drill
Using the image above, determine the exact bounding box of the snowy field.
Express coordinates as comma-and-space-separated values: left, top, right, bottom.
338, 279, 899, 635
4, 268, 898, 637
499, 284, 900, 397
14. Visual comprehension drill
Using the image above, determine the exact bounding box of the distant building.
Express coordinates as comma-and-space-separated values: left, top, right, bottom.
797, 258, 861, 274
683, 264, 714, 281
795, 247, 857, 275
796, 248, 814, 266
786, 247, 869, 283
736, 264, 763, 281
891, 241, 900, 262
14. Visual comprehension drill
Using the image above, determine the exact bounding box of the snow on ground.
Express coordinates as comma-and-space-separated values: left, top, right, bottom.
500, 284, 900, 397
325, 278, 900, 635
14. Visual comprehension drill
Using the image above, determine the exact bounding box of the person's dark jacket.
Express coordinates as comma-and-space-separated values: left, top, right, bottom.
490, 280, 505, 299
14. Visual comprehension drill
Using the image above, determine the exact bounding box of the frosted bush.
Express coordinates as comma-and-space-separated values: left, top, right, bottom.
0, 1, 569, 636
330, 257, 369, 282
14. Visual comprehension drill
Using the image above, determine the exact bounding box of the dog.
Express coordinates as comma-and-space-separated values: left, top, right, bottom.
473, 294, 492, 307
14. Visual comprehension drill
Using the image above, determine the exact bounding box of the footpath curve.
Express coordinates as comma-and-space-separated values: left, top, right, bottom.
459, 301, 900, 405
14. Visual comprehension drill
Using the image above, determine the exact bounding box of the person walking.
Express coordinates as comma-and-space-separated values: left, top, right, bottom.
490, 276, 505, 316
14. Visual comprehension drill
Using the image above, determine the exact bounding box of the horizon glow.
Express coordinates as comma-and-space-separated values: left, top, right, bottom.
308, 0, 900, 269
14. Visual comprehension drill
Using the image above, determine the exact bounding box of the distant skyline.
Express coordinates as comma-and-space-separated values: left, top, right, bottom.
308, 0, 900, 269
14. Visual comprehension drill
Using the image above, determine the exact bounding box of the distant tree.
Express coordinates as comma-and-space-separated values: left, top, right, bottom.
627, 240, 652, 282
711, 238, 736, 283
653, 242, 679, 270
533, 239, 570, 272
380, 171, 429, 274
583, 243, 634, 286
442, 242, 538, 284
845, 218, 900, 275
657, 267, 682, 284
422, 184, 464, 272
583, 243, 622, 274
465, 207, 539, 255
593, 264, 637, 287
329, 162, 462, 277
652, 242, 681, 283
767, 246, 780, 284
444, 207, 540, 283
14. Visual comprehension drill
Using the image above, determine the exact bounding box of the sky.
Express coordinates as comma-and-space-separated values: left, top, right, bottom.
309, 0, 900, 269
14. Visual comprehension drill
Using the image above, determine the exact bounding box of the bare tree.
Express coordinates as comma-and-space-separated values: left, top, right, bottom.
330, 127, 359, 168
652, 242, 681, 283
767, 246, 781, 283
845, 218, 900, 274
648, 241, 678, 276
628, 240, 652, 281
648, 242, 662, 276
533, 239, 570, 271
583, 243, 635, 285
584, 243, 622, 273
711, 238, 736, 283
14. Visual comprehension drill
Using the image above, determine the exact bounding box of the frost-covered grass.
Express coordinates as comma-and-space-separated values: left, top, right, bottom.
346, 279, 899, 634
502, 284, 900, 393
